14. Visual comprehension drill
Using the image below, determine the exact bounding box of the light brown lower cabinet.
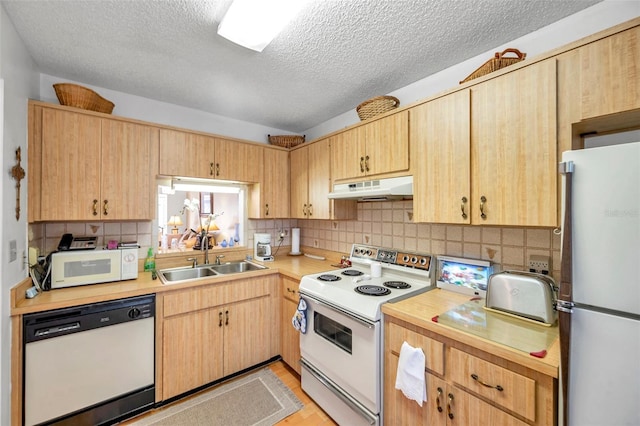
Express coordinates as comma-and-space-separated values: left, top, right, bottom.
161, 275, 278, 400
384, 318, 555, 425
280, 275, 301, 374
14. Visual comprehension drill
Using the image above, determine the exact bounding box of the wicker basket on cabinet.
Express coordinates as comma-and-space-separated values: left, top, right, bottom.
356, 95, 400, 121
460, 48, 526, 84
268, 134, 305, 148
53, 83, 115, 114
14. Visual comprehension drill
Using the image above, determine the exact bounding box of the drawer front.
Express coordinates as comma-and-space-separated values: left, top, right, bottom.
387, 321, 444, 375
164, 277, 271, 317
449, 348, 536, 421
281, 277, 300, 302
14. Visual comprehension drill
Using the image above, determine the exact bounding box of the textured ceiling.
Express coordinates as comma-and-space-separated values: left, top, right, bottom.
3, 0, 602, 132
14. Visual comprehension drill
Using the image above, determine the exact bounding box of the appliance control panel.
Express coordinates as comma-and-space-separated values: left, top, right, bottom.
350, 244, 431, 272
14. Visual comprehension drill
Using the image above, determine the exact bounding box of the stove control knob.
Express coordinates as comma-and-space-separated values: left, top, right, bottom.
420, 258, 428, 266
402, 255, 410, 263
366, 250, 373, 256
410, 256, 418, 264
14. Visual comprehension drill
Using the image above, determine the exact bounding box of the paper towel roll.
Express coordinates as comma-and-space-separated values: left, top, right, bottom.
371, 262, 382, 278
291, 228, 301, 254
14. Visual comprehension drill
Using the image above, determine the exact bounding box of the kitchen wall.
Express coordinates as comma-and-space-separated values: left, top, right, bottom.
0, 4, 39, 425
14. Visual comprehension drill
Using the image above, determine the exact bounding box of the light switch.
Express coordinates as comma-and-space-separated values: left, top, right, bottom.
9, 240, 17, 262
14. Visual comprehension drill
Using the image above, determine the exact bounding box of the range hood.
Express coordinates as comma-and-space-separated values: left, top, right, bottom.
327, 175, 413, 201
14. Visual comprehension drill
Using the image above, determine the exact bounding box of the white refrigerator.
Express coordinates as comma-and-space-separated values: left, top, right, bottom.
558, 141, 640, 426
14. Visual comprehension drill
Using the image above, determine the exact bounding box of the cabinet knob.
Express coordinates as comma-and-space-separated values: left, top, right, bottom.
92, 199, 98, 216
480, 195, 487, 219
103, 199, 109, 216
461, 196, 468, 219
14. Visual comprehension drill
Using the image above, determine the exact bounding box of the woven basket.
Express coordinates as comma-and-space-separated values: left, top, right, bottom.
460, 48, 526, 84
268, 134, 305, 148
356, 95, 400, 121
53, 83, 115, 114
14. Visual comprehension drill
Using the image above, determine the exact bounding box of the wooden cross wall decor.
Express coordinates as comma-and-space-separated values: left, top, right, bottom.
11, 147, 26, 220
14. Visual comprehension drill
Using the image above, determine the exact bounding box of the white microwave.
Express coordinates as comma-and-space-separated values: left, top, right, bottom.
50, 248, 139, 289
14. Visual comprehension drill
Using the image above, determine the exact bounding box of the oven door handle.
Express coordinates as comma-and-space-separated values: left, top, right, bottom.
301, 359, 376, 425
300, 292, 375, 328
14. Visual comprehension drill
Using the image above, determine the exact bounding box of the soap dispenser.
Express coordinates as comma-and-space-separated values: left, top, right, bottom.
144, 248, 155, 271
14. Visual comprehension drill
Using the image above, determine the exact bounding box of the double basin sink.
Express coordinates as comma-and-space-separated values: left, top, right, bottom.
158, 260, 267, 285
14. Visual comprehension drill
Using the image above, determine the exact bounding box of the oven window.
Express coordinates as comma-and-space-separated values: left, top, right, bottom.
314, 312, 352, 354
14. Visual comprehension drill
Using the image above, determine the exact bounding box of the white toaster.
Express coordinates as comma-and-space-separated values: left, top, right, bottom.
485, 270, 558, 325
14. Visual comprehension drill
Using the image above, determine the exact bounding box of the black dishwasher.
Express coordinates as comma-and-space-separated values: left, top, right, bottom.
23, 294, 155, 426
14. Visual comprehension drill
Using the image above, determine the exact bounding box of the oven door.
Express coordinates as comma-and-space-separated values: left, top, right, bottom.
299, 292, 381, 414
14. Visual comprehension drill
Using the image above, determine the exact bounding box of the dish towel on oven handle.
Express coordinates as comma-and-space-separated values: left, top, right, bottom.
292, 298, 307, 334
395, 341, 427, 406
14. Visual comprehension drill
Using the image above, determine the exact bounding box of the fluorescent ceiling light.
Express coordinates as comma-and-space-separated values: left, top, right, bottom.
217, 0, 307, 52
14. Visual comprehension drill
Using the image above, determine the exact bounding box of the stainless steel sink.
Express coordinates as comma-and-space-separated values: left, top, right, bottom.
210, 261, 266, 274
159, 266, 218, 283
157, 261, 266, 284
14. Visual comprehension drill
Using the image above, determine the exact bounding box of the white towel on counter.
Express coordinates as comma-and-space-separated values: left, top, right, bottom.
395, 341, 427, 406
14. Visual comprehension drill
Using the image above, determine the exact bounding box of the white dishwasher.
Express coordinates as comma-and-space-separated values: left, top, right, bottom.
23, 295, 155, 426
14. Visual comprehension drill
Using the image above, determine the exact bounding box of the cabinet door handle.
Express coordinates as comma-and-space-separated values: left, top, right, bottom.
471, 373, 504, 391
225, 309, 229, 325
360, 156, 365, 172
92, 199, 98, 216
447, 393, 454, 420
461, 196, 468, 219
216, 163, 220, 177
265, 203, 269, 216
308, 204, 313, 216
219, 311, 223, 327
365, 155, 370, 172
480, 195, 487, 219
303, 203, 308, 216
210, 162, 215, 176
103, 199, 109, 216
436, 387, 444, 413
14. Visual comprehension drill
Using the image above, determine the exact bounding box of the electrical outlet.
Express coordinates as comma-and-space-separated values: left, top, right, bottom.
278, 229, 285, 241
9, 240, 17, 263
529, 255, 551, 275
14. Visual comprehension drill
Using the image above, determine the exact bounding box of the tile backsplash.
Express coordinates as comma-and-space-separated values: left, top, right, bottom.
29, 200, 560, 281
295, 201, 561, 281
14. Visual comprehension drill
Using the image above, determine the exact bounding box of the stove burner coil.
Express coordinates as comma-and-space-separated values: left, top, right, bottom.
384, 281, 411, 289
318, 274, 341, 282
355, 285, 391, 296
341, 269, 364, 277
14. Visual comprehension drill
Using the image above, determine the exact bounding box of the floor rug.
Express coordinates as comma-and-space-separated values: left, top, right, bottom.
131, 368, 303, 426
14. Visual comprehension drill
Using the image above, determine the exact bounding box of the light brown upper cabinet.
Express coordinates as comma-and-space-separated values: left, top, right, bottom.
159, 128, 263, 183
580, 26, 640, 119
412, 60, 558, 226
471, 59, 558, 227
28, 103, 158, 221
248, 147, 290, 218
331, 111, 409, 182
411, 90, 472, 224
290, 139, 356, 220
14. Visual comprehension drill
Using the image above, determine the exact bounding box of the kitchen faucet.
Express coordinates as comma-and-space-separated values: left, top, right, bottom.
201, 229, 210, 264
187, 257, 198, 268
215, 255, 225, 265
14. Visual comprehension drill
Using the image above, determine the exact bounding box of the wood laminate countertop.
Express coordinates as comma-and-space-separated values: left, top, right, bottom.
11, 252, 338, 316
382, 288, 560, 378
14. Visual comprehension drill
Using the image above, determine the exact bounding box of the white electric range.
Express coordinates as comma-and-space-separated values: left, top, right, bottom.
299, 244, 434, 426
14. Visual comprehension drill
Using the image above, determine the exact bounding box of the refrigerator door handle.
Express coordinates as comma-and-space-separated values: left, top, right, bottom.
556, 299, 574, 314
